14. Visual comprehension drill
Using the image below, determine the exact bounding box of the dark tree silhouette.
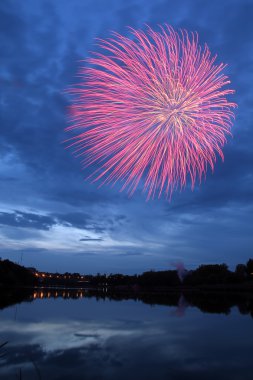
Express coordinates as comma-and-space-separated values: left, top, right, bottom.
184, 264, 231, 285
246, 259, 253, 279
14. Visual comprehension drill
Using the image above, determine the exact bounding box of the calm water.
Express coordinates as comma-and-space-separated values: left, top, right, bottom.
0, 289, 253, 380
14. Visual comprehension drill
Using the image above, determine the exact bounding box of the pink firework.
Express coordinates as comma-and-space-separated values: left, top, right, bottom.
67, 25, 236, 200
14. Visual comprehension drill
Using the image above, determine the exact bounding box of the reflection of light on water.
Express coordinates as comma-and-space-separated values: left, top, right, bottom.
172, 295, 189, 317
32, 289, 86, 300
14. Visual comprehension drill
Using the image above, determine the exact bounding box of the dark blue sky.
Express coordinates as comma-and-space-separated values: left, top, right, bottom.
0, 0, 252, 274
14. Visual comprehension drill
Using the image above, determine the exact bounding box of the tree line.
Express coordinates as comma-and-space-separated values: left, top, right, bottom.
88, 259, 253, 287
0, 257, 253, 288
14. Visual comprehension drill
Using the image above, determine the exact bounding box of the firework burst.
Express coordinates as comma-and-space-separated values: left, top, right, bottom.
67, 25, 236, 199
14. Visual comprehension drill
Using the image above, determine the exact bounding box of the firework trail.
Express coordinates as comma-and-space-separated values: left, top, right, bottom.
67, 25, 236, 200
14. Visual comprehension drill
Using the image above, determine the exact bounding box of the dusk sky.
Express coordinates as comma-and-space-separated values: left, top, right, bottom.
1, 0, 252, 274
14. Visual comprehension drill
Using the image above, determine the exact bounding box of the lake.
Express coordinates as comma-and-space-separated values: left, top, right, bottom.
0, 289, 252, 380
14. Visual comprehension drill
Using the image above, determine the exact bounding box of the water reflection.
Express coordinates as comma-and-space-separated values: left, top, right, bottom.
1, 288, 253, 317
173, 294, 189, 317
32, 289, 85, 299
0, 289, 253, 379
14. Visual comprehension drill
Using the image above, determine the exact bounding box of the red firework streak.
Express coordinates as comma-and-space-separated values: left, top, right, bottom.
67, 25, 236, 200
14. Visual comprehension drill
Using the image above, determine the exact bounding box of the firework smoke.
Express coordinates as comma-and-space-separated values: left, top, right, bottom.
67, 25, 236, 199
171, 261, 188, 282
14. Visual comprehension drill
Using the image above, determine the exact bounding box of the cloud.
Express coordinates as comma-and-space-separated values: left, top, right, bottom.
0, 209, 127, 237
80, 237, 103, 242
0, 211, 55, 231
